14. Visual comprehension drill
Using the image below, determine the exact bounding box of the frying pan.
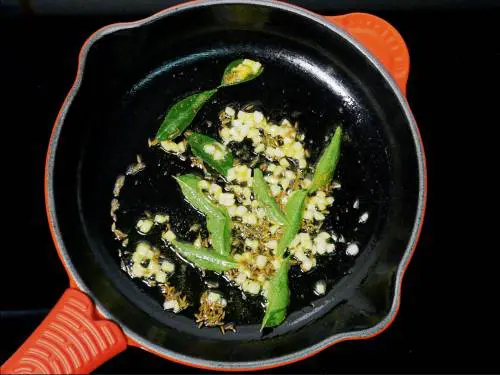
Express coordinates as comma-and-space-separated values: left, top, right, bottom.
1, 0, 426, 373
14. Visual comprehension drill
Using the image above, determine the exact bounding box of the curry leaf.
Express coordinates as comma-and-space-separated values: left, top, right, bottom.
275, 189, 308, 257
220, 59, 264, 87
309, 126, 342, 193
253, 168, 288, 225
174, 174, 220, 216
206, 211, 232, 258
171, 240, 237, 272
155, 89, 217, 141
186, 132, 234, 176
261, 258, 290, 330
174, 174, 231, 256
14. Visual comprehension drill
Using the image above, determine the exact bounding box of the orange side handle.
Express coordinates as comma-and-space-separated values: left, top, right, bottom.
325, 13, 410, 96
1, 289, 127, 374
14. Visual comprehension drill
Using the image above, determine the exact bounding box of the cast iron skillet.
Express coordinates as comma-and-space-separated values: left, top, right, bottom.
2, 0, 426, 372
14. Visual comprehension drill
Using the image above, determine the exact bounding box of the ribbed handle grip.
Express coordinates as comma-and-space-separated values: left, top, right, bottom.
1, 289, 127, 374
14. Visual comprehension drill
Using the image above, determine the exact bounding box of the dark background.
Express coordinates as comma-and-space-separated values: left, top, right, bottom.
1, 1, 499, 373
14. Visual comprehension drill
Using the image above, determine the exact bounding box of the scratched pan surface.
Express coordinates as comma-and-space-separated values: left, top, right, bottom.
48, 1, 422, 365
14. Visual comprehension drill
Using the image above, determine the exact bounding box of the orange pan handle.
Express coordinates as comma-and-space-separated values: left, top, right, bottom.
324, 13, 410, 96
1, 289, 127, 374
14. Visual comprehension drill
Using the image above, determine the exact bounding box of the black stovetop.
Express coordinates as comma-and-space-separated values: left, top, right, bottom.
1, 6, 499, 374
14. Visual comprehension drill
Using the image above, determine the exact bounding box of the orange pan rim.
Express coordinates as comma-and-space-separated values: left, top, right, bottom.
44, 0, 427, 371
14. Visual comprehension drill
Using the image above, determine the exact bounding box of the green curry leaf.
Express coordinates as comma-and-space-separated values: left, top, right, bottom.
174, 174, 231, 256
275, 189, 308, 257
220, 59, 264, 87
261, 258, 290, 330
171, 240, 237, 272
252, 168, 288, 225
309, 126, 342, 193
186, 132, 234, 176
155, 89, 217, 141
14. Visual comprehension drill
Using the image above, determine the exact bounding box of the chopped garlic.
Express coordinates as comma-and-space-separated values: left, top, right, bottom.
254, 144, 265, 153
279, 158, 290, 168
253, 274, 264, 284
256, 207, 266, 219
280, 177, 290, 190
269, 225, 279, 234
155, 271, 167, 283
219, 193, 235, 206
207, 291, 221, 304
317, 232, 330, 240
243, 280, 261, 295
242, 187, 252, 199
265, 240, 278, 250
220, 127, 231, 142
299, 233, 313, 250
162, 230, 176, 242
161, 260, 175, 273
136, 218, 153, 234
255, 255, 268, 269
225, 106, 236, 117
242, 250, 254, 260
110, 199, 120, 222
242, 212, 257, 225
300, 258, 313, 272
301, 178, 312, 189
294, 249, 307, 262
148, 261, 160, 274
245, 238, 259, 250
209, 183, 222, 199
314, 280, 327, 296
270, 184, 281, 196
346, 243, 359, 256
235, 272, 247, 285
303, 210, 314, 221
135, 242, 154, 257
271, 258, 282, 270
113, 175, 125, 197
313, 232, 335, 255
227, 205, 237, 217
265, 174, 279, 185
131, 263, 146, 278
353, 199, 359, 209
154, 214, 169, 224
160, 140, 186, 154
227, 165, 252, 183
313, 211, 325, 221
290, 234, 301, 248
359, 212, 369, 224
193, 236, 202, 248
164, 300, 181, 313
236, 205, 248, 216
253, 111, 264, 123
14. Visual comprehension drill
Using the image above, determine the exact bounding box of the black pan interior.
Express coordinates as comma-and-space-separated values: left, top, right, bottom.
50, 2, 420, 364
